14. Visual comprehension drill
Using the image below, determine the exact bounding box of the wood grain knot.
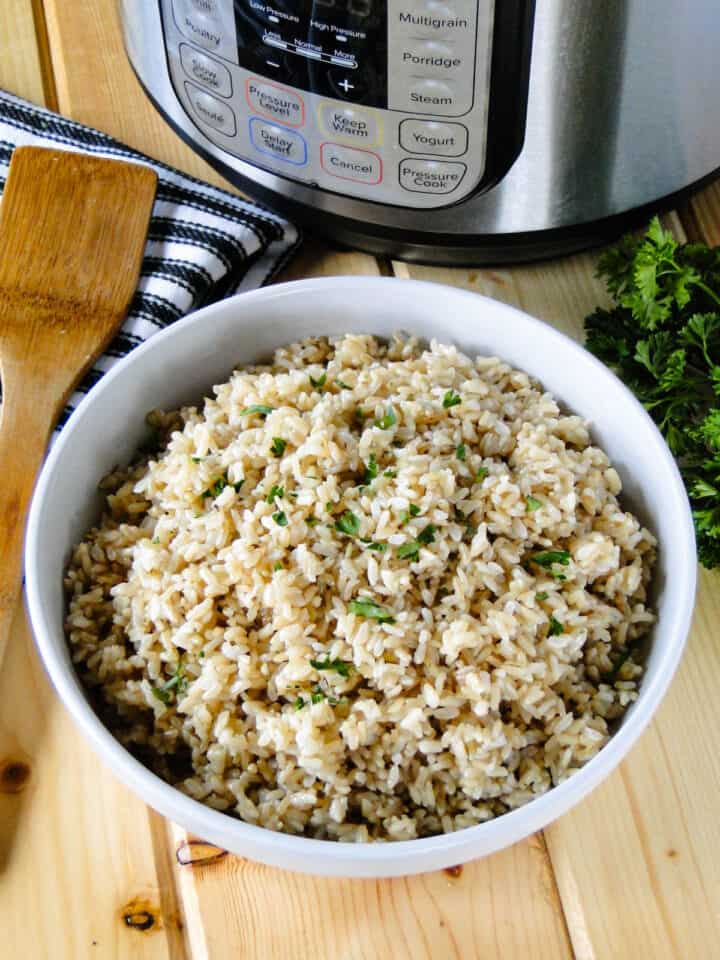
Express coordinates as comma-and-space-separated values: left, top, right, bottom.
0, 759, 31, 794
443, 864, 463, 879
121, 898, 160, 933
666, 848, 679, 859
176, 839, 228, 867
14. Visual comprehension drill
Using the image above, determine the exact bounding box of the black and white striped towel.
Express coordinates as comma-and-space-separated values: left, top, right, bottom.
0, 89, 301, 428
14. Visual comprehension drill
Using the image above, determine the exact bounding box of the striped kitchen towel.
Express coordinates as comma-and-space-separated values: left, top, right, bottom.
0, 88, 301, 428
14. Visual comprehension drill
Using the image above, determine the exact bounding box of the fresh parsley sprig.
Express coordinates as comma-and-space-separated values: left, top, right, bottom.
584, 217, 720, 566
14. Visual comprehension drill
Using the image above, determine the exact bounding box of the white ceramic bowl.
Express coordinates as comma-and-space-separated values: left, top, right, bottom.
25, 277, 696, 878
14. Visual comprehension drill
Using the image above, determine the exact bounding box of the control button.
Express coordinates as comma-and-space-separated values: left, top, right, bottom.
185, 82, 236, 135
180, 44, 232, 97
399, 119, 468, 157
328, 69, 368, 103
400, 40, 462, 73
406, 78, 461, 115
245, 78, 305, 127
320, 143, 382, 184
319, 105, 380, 146
172, 0, 238, 63
393, 3, 472, 39
249, 118, 308, 165
399, 158, 466, 194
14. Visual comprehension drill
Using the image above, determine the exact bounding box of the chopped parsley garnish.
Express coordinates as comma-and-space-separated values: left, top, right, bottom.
526, 496, 543, 512
151, 661, 187, 704
417, 524, 437, 544
475, 467, 489, 482
267, 484, 284, 503
270, 437, 287, 457
273, 561, 284, 572
362, 453, 379, 484
456, 443, 466, 461
399, 504, 421, 525
531, 550, 571, 569
233, 480, 244, 493
151, 537, 160, 545
375, 407, 397, 429
396, 541, 421, 561
336, 378, 351, 390
383, 469, 397, 478
325, 501, 334, 513
365, 541, 387, 552
602, 649, 634, 685
349, 598, 395, 622
335, 510, 360, 537
309, 657, 352, 678
396, 526, 436, 560
548, 616, 564, 636
443, 389, 462, 409
354, 408, 367, 422
306, 516, 319, 526
272, 511, 288, 527
201, 472, 228, 499
309, 372, 327, 390
239, 404, 274, 417
191, 456, 203, 463
293, 696, 305, 710
535, 591, 549, 602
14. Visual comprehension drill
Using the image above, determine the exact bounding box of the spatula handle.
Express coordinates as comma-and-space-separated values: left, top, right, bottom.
0, 356, 58, 664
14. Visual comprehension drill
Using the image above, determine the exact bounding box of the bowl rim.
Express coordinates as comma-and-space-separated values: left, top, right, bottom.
25, 276, 697, 876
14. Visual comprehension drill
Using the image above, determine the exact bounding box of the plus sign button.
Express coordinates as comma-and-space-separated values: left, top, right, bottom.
327, 68, 368, 102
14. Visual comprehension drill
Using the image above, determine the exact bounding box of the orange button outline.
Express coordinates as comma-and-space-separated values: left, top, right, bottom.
320, 142, 383, 185
245, 77, 305, 128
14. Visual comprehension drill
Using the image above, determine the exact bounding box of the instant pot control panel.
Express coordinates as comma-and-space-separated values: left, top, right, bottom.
162, 1, 533, 209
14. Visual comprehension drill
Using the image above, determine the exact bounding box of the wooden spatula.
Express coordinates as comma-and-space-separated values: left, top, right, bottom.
0, 146, 157, 667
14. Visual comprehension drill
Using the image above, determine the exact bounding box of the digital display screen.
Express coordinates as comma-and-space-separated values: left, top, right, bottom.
233, 1, 388, 106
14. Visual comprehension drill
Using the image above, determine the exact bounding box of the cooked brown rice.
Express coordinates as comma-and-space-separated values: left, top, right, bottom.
64, 334, 656, 841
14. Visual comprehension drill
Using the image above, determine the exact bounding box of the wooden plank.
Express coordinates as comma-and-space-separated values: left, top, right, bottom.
0, 5, 183, 959
395, 210, 720, 959
0, 0, 48, 105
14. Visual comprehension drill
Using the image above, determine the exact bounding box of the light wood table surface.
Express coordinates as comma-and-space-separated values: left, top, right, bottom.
1, 3, 718, 958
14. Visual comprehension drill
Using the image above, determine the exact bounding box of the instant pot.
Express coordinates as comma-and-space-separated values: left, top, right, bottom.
120, 1, 720, 264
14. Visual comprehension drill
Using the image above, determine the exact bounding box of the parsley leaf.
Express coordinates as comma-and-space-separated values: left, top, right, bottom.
202, 471, 229, 500
417, 524, 437, 544
375, 407, 397, 429
396, 541, 420, 561
335, 510, 360, 537
531, 550, 571, 569
310, 657, 352, 677
443, 390, 462, 409
383, 469, 397, 478
273, 561, 284, 572
349, 598, 395, 622
362, 453, 379, 484
456, 443, 466, 461
336, 378, 351, 390
475, 467, 489, 482
526, 496, 543, 512
270, 437, 287, 457
365, 541, 387, 552
293, 696, 305, 710
272, 511, 288, 526
267, 484, 284, 503
151, 661, 187, 704
548, 616, 564, 637
310, 372, 327, 390
399, 504, 421, 525
240, 404, 274, 417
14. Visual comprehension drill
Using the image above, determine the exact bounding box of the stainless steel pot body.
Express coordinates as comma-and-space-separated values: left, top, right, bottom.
120, 1, 720, 262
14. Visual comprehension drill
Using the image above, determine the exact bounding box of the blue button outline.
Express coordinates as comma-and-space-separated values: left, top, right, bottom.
249, 116, 308, 166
